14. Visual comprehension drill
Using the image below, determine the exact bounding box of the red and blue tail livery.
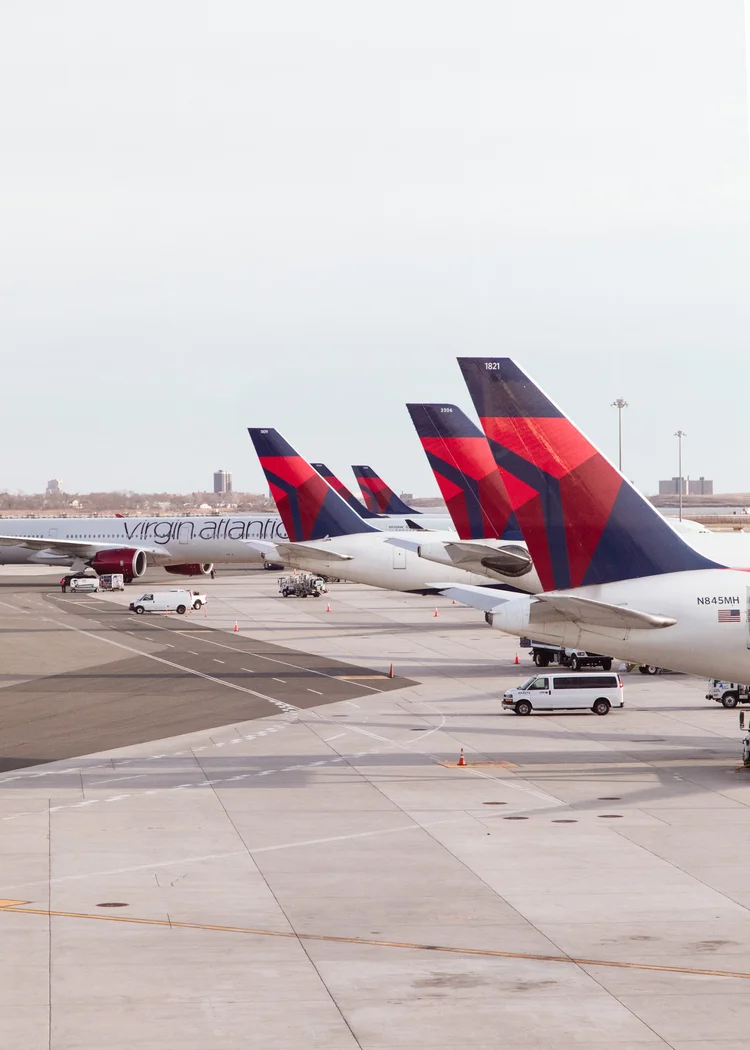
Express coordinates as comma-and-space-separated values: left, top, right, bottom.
352, 465, 420, 516
406, 403, 523, 542
457, 358, 721, 591
310, 464, 380, 519
248, 430, 377, 541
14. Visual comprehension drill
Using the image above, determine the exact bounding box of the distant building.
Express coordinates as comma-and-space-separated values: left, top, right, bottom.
399, 492, 414, 504
46, 479, 62, 495
658, 477, 713, 496
213, 470, 232, 494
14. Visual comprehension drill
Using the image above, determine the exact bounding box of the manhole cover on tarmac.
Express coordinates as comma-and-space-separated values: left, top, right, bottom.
598, 814, 623, 819
96, 902, 129, 908
483, 801, 508, 805
552, 819, 578, 823
598, 796, 622, 800
504, 816, 529, 820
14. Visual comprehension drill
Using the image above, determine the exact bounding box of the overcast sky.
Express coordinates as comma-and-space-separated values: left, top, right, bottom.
0, 1, 748, 496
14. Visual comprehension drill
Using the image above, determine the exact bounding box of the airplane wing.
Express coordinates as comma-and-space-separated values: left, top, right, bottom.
437, 585, 512, 612
0, 535, 171, 564
388, 536, 532, 575
441, 584, 676, 630
276, 542, 353, 563
529, 594, 676, 630
244, 539, 353, 563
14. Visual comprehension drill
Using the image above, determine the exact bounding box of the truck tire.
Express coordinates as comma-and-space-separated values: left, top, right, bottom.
592, 698, 611, 716
722, 692, 740, 709
601, 659, 612, 671
570, 655, 581, 671
176, 605, 186, 615
645, 665, 659, 676
533, 652, 549, 668
193, 600, 202, 610
135, 606, 145, 615
515, 700, 532, 716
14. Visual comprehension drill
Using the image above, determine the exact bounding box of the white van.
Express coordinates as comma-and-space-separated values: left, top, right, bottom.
129, 589, 203, 615
502, 672, 624, 716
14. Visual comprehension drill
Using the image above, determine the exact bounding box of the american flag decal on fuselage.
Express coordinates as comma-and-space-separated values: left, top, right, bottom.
718, 608, 741, 623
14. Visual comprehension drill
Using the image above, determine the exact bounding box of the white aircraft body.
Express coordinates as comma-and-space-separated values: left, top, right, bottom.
0, 509, 453, 580
444, 573, 750, 682
250, 529, 538, 595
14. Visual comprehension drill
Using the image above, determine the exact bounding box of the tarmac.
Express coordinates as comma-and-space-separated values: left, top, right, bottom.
1, 565, 750, 1048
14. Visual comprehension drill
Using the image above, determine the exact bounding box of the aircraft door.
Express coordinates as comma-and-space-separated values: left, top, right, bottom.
49, 528, 58, 538
392, 546, 406, 569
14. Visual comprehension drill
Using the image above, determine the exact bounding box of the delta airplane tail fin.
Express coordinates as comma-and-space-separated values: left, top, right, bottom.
406, 403, 523, 542
352, 465, 420, 516
310, 464, 380, 519
248, 430, 378, 542
457, 358, 722, 590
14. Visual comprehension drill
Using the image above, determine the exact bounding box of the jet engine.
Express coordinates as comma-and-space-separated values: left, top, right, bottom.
164, 563, 214, 577
90, 548, 148, 582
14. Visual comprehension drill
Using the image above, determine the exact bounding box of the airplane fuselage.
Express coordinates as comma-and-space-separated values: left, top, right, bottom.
0, 512, 453, 572
266, 531, 519, 593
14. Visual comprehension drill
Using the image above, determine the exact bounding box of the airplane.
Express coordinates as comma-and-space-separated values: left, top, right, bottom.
246, 428, 540, 594
390, 403, 539, 586
352, 465, 421, 515
440, 357, 750, 683
0, 512, 289, 581
310, 463, 453, 532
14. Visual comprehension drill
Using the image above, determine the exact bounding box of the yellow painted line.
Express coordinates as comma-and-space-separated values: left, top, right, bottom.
0, 899, 28, 908
4, 905, 750, 980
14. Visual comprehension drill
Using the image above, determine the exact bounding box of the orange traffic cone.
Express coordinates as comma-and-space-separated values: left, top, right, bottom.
452, 599, 456, 604
233, 621, 239, 632
326, 602, 331, 613
457, 748, 466, 767
388, 663, 394, 679
434, 607, 439, 618
514, 653, 519, 665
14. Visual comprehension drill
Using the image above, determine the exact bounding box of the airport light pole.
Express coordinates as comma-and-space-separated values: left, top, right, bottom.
674, 430, 686, 521
611, 398, 629, 472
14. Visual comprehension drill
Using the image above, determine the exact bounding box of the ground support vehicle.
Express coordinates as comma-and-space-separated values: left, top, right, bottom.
502, 672, 624, 716
707, 679, 750, 709
98, 574, 125, 591
520, 638, 613, 671
277, 574, 328, 598
69, 577, 99, 593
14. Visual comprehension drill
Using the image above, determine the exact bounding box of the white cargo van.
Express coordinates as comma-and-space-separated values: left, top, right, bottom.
129, 589, 204, 615
502, 672, 624, 716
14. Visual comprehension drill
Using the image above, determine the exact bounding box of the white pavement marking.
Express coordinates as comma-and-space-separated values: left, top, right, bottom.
42, 616, 296, 712
0, 600, 26, 612
308, 689, 322, 695
142, 619, 394, 693
241, 667, 255, 673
